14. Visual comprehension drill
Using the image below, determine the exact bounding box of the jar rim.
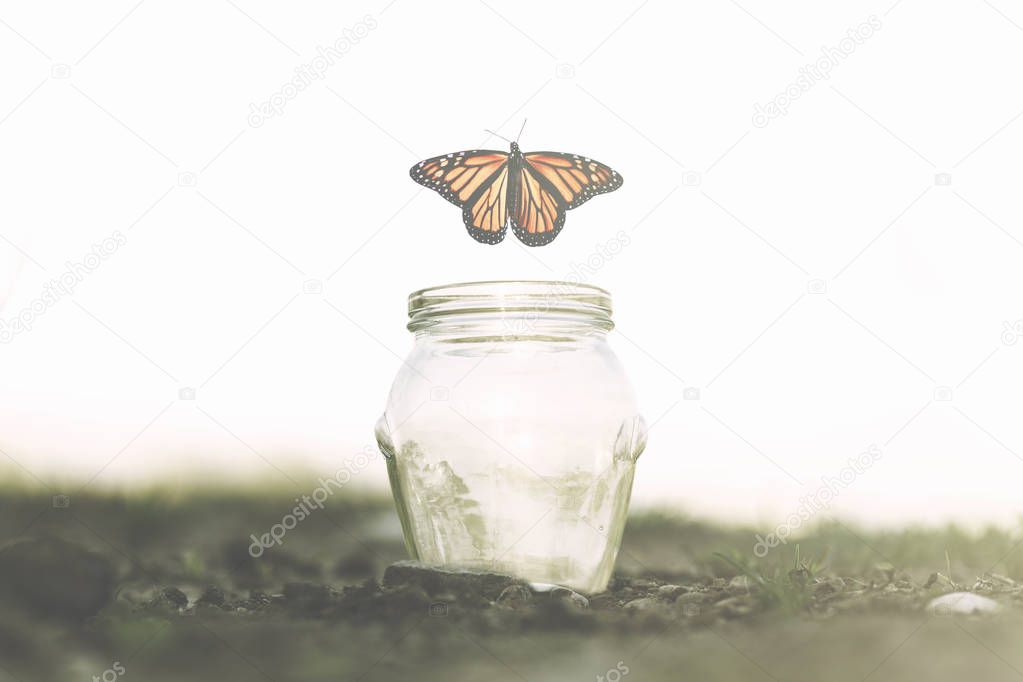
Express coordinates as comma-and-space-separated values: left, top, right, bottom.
408, 280, 613, 333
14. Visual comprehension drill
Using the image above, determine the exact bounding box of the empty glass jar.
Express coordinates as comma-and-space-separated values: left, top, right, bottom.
375, 281, 646, 593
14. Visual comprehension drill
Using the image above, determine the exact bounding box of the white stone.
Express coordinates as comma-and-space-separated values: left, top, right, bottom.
927, 592, 1001, 615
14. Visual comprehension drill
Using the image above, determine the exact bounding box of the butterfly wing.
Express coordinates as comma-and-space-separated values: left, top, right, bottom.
462, 164, 511, 245
510, 161, 566, 247
410, 150, 510, 244
523, 152, 623, 209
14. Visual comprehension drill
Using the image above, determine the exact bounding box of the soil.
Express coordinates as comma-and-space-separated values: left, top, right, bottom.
2, 489, 1023, 681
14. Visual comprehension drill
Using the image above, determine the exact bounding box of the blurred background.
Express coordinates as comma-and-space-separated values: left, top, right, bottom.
2, 0, 1023, 528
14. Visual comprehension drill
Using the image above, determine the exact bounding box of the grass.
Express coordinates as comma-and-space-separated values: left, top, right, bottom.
711, 544, 826, 612
2, 485, 1023, 681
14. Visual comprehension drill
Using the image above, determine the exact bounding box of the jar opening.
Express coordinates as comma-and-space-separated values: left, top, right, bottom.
407, 280, 613, 335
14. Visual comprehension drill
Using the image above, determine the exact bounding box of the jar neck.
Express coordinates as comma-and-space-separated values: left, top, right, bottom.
407, 281, 614, 341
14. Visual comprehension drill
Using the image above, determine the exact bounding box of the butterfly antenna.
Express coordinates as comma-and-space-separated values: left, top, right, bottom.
483, 129, 513, 143
515, 118, 528, 143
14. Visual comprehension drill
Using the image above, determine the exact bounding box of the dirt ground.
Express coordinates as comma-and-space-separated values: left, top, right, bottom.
2, 488, 1023, 681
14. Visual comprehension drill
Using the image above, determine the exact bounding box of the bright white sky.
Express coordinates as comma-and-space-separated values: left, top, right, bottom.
2, 0, 1023, 529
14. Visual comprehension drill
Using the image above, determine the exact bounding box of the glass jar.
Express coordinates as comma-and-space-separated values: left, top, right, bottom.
375, 281, 647, 594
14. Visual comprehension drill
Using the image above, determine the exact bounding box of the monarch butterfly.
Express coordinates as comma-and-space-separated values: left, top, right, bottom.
410, 136, 623, 247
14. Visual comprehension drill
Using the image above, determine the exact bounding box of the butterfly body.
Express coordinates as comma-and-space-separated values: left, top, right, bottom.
410, 141, 622, 247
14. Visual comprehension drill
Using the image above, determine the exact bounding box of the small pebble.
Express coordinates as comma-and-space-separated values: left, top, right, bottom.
197, 586, 226, 607
728, 576, 751, 593
927, 592, 1000, 615
161, 587, 188, 609
715, 596, 755, 618
549, 586, 589, 609
657, 584, 687, 601
813, 577, 845, 596
496, 584, 533, 609
624, 597, 660, 612
676, 591, 709, 605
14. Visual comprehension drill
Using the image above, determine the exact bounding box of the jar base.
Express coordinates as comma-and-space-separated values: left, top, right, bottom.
384, 439, 635, 595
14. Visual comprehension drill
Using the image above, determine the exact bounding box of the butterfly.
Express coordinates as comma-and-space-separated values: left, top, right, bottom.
409, 138, 623, 247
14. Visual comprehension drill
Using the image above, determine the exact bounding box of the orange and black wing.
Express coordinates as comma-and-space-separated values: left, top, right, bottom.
523, 152, 623, 209
410, 150, 510, 244
510, 161, 566, 247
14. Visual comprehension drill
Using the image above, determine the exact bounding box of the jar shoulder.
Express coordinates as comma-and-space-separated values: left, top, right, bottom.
386, 338, 638, 415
